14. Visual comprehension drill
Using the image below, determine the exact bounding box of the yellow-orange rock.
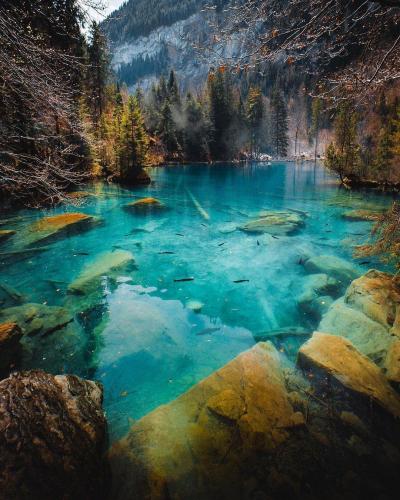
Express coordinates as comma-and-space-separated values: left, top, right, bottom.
125, 197, 165, 210
109, 343, 298, 499
25, 213, 101, 246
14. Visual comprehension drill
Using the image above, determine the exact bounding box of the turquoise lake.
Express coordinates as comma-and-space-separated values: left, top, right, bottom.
0, 162, 395, 442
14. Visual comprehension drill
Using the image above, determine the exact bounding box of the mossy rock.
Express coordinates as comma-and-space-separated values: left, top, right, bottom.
0, 303, 73, 337
238, 210, 304, 236
341, 209, 382, 222
24, 213, 101, 247
125, 197, 165, 212
68, 250, 135, 296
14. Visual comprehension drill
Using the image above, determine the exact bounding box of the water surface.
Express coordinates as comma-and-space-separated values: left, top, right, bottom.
0, 162, 394, 441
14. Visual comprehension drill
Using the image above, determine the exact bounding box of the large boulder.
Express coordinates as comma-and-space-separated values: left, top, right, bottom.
109, 343, 301, 499
0, 371, 108, 499
298, 332, 400, 421
238, 210, 304, 236
318, 298, 393, 365
109, 342, 400, 499
344, 270, 400, 336
0, 303, 73, 337
0, 322, 22, 375
24, 213, 101, 247
303, 255, 359, 284
68, 250, 135, 295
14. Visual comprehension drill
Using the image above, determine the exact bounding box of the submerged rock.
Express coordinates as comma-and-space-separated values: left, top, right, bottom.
185, 299, 204, 313
298, 332, 400, 420
0, 303, 73, 337
303, 254, 359, 284
0, 322, 22, 375
0, 229, 16, 244
341, 209, 382, 221
238, 210, 304, 236
0, 370, 108, 499
109, 341, 400, 499
24, 213, 101, 247
297, 274, 341, 321
68, 250, 135, 295
125, 197, 165, 212
109, 343, 299, 499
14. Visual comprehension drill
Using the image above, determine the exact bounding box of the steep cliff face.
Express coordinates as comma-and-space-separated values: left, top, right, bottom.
104, 0, 240, 90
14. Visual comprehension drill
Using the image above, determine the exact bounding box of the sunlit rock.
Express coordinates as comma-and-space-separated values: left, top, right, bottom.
24, 212, 101, 247
109, 343, 299, 499
238, 210, 304, 236
298, 332, 400, 419
125, 197, 165, 211
68, 250, 135, 295
303, 254, 359, 283
0, 322, 22, 375
0, 229, 15, 244
0, 303, 73, 337
318, 298, 392, 365
344, 270, 400, 336
0, 371, 108, 499
341, 209, 382, 221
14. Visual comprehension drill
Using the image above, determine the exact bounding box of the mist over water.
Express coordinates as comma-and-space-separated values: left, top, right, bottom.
0, 162, 394, 441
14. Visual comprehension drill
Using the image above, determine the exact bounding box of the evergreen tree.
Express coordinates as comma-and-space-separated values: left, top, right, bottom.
374, 125, 393, 176
86, 21, 109, 131
158, 101, 180, 157
120, 96, 149, 179
247, 86, 264, 156
168, 70, 180, 106
325, 102, 361, 182
207, 69, 235, 160
311, 97, 322, 162
183, 93, 210, 161
270, 85, 289, 157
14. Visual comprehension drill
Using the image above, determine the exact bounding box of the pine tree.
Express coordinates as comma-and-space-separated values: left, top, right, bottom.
86, 21, 109, 131
207, 69, 235, 160
247, 86, 264, 156
168, 70, 180, 106
311, 97, 322, 162
324, 102, 361, 182
270, 85, 289, 157
119, 96, 149, 179
183, 93, 210, 161
158, 101, 180, 157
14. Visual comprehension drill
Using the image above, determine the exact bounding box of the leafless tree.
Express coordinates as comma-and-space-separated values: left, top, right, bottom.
204, 0, 400, 102
0, 1, 105, 206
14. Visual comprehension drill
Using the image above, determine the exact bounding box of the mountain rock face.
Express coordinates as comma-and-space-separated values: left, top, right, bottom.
103, 0, 241, 90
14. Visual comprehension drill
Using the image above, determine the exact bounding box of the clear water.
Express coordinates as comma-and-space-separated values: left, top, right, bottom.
0, 162, 395, 442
